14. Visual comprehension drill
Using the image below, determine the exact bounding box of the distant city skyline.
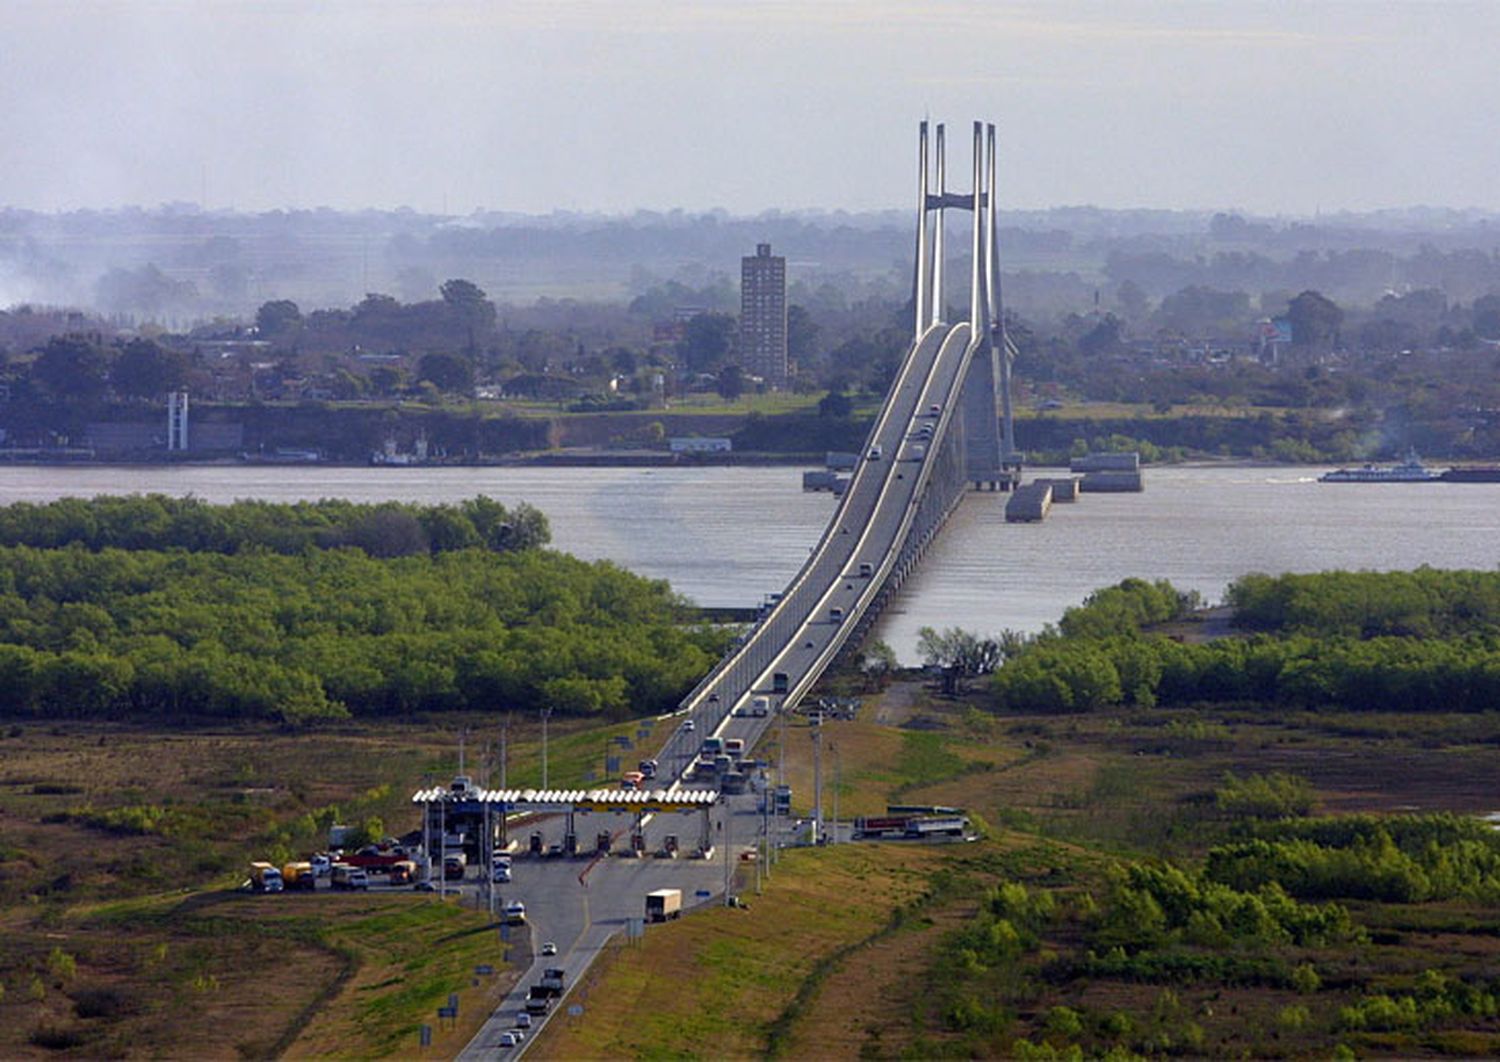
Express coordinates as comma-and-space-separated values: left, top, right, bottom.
3, 1, 1497, 217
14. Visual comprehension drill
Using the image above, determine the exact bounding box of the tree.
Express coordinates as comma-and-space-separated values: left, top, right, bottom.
255, 300, 302, 341
112, 338, 189, 398
416, 352, 474, 394
818, 388, 853, 418
1077, 314, 1124, 357
31, 335, 109, 403
787, 304, 820, 365
439, 279, 497, 352
677, 312, 736, 373
917, 626, 1001, 695
1287, 290, 1343, 348
715, 363, 745, 400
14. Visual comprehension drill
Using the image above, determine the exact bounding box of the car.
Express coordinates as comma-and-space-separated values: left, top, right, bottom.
867, 444, 882, 460
413, 880, 436, 892
928, 403, 941, 415
504, 900, 526, 922
683, 719, 696, 732
509, 1028, 527, 1042
492, 866, 511, 883
498, 1031, 518, 1048
310, 854, 332, 876
514, 1012, 533, 1029
546, 842, 563, 857
541, 941, 557, 956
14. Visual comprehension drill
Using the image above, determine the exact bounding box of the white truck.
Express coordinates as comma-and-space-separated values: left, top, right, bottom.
645, 888, 682, 923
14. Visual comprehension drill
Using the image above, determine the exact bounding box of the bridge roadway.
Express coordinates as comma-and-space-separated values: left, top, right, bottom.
668, 320, 977, 760
463, 320, 983, 1057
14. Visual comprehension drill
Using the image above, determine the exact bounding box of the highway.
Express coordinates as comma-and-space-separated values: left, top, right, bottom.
456, 800, 771, 1058
676, 320, 978, 752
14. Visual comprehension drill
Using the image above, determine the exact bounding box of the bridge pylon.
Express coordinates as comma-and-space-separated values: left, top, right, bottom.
913, 120, 1019, 490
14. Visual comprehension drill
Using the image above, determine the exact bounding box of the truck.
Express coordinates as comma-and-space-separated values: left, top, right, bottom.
525, 986, 553, 1015
249, 862, 284, 893
339, 846, 411, 872
853, 815, 912, 838
281, 861, 317, 891
330, 864, 369, 890
539, 967, 567, 996
751, 696, 770, 717
646, 888, 682, 923
724, 737, 745, 757
772, 671, 789, 695
700, 736, 725, 756
905, 816, 970, 839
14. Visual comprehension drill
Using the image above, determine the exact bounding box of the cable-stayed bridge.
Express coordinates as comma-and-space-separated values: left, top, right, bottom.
666, 121, 1021, 763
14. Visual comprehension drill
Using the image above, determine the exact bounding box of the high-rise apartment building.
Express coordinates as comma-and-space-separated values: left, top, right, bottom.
740, 243, 787, 387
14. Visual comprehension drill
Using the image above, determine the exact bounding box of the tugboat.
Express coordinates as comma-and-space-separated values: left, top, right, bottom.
1318, 448, 1441, 483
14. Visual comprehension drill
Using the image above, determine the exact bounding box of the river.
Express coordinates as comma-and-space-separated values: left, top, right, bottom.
1, 464, 1496, 662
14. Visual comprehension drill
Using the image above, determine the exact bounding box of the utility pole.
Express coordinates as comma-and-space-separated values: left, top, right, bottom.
722, 804, 732, 906
811, 727, 823, 847
831, 742, 840, 846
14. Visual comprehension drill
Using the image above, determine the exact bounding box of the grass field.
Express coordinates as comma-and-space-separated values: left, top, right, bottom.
534, 679, 1500, 1058
0, 710, 622, 1058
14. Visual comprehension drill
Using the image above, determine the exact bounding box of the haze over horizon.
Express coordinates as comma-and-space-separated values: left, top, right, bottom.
3, 1, 1496, 218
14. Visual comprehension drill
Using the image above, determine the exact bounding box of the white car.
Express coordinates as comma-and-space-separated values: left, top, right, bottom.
540, 941, 557, 956
498, 1031, 518, 1047
514, 1013, 532, 1029
682, 719, 696, 732
504, 900, 526, 922
509, 1028, 527, 1042
310, 854, 332, 876
492, 866, 512, 883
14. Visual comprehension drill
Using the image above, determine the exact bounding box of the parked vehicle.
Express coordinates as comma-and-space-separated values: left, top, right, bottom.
310, 854, 332, 877
646, 888, 682, 923
330, 864, 369, 890
249, 861, 284, 893
388, 860, 417, 885
281, 861, 317, 891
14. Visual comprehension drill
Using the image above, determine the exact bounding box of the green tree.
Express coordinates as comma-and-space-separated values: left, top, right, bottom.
677, 312, 736, 373
112, 338, 189, 398
1287, 290, 1343, 348
255, 299, 302, 342
416, 352, 475, 394
31, 335, 109, 403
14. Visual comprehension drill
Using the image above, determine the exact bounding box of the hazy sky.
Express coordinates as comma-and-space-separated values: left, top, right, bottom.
4, 0, 1496, 216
